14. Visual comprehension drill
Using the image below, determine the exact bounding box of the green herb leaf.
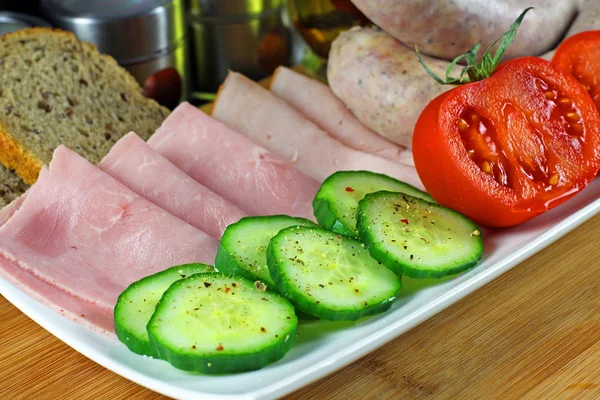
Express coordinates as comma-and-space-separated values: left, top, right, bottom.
492, 7, 534, 65
191, 92, 217, 101
464, 43, 480, 66
416, 7, 534, 85
416, 46, 451, 85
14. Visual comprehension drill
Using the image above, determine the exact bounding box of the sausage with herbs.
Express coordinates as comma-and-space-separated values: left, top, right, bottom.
329, 1, 600, 147
349, 0, 577, 60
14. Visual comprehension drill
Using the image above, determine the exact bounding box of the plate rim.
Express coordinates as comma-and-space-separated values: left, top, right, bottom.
2, 195, 600, 400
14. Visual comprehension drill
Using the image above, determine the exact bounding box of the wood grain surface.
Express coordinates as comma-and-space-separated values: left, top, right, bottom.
1, 211, 600, 399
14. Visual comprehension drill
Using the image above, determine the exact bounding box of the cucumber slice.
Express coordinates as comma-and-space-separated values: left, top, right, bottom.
267, 226, 402, 321
114, 263, 213, 356
357, 191, 483, 278
215, 215, 317, 288
147, 273, 298, 374
313, 170, 434, 237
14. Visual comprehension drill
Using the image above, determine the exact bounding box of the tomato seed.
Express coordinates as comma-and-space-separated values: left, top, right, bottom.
457, 118, 469, 132
557, 97, 572, 107
566, 112, 581, 123
481, 161, 492, 174
571, 123, 584, 134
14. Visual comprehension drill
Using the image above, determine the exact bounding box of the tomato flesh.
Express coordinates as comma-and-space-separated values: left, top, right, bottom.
552, 31, 600, 112
412, 57, 600, 227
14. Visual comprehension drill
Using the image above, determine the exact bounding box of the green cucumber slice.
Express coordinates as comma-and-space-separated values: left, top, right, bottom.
267, 226, 402, 321
114, 263, 213, 356
147, 273, 298, 374
313, 170, 434, 237
215, 215, 317, 288
357, 191, 483, 278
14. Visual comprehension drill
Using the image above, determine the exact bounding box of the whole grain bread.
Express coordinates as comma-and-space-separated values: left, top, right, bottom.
0, 28, 169, 184
0, 164, 28, 208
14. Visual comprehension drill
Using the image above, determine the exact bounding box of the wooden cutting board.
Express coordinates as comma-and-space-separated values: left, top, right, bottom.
2, 68, 600, 398
2, 213, 600, 399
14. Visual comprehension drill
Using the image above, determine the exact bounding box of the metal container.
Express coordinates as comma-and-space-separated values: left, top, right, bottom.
188, 0, 290, 93
0, 12, 51, 36
40, 0, 190, 109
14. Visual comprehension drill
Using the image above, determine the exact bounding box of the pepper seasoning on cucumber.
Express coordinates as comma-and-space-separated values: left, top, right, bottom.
313, 171, 483, 278
114, 170, 484, 374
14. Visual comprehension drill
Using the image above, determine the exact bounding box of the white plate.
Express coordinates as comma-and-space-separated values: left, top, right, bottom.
2, 179, 600, 400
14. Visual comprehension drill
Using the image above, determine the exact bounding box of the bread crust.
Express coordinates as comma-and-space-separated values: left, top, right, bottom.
0, 28, 169, 184
0, 127, 42, 184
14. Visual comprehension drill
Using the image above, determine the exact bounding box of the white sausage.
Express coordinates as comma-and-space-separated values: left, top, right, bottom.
329, 1, 600, 148
328, 27, 450, 147
350, 0, 577, 60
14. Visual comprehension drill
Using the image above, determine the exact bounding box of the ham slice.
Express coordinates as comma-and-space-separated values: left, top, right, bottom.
0, 196, 114, 335
99, 132, 246, 239
270, 66, 412, 165
213, 72, 422, 188
147, 102, 319, 220
0, 257, 115, 335
0, 146, 218, 332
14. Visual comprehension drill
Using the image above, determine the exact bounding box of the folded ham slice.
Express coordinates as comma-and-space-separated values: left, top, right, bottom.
270, 66, 413, 165
99, 132, 246, 239
213, 72, 422, 188
0, 197, 114, 335
0, 257, 115, 335
147, 102, 319, 220
0, 146, 218, 332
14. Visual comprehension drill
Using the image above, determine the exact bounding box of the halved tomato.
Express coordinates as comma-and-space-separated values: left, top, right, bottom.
412, 57, 600, 227
552, 30, 600, 112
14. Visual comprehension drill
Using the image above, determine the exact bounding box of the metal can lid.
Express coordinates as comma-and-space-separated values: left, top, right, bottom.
40, 0, 186, 63
41, 0, 173, 19
0, 12, 51, 36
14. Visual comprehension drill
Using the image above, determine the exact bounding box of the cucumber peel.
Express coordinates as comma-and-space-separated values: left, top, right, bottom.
267, 226, 402, 320
147, 273, 298, 374
357, 191, 483, 278
215, 215, 317, 288
114, 263, 213, 356
313, 170, 434, 237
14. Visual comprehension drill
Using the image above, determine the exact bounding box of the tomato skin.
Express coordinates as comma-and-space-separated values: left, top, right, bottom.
412, 57, 600, 227
413, 92, 537, 227
552, 30, 600, 111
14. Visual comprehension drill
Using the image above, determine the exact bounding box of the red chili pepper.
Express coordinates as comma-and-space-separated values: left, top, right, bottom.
345, 187, 355, 192
216, 344, 224, 351
225, 287, 231, 293
400, 219, 409, 224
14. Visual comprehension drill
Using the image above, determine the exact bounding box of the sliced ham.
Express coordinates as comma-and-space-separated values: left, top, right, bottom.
99, 132, 246, 239
147, 102, 319, 220
0, 146, 218, 332
270, 66, 412, 165
0, 257, 115, 335
0, 196, 113, 335
213, 71, 422, 188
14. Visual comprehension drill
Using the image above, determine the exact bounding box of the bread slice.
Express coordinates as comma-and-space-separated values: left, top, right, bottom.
0, 164, 28, 208
0, 28, 170, 184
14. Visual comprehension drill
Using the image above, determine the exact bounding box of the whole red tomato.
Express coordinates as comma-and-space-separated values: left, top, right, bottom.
412, 57, 600, 227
